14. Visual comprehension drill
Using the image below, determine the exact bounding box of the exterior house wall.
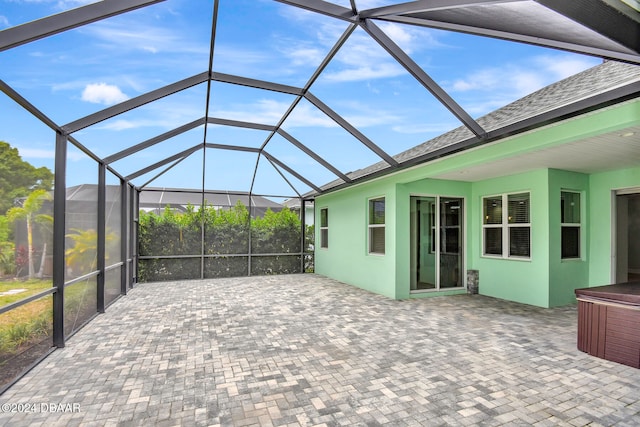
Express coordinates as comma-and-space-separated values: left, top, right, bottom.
547, 169, 590, 307
589, 166, 640, 286
314, 180, 397, 298
315, 99, 640, 307
470, 169, 550, 307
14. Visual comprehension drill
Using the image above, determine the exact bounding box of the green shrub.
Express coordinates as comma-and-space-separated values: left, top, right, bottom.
0, 241, 15, 276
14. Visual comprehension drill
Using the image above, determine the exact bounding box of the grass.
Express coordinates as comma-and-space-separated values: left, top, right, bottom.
0, 279, 54, 358
0, 278, 99, 389
0, 294, 53, 388
0, 294, 52, 354
0, 279, 52, 308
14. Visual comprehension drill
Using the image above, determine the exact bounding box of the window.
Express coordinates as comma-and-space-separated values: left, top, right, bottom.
320, 208, 328, 249
368, 197, 385, 255
482, 192, 530, 259
483, 196, 503, 256
561, 191, 580, 259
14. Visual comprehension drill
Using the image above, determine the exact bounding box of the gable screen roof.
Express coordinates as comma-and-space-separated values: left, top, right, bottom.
1, 0, 639, 201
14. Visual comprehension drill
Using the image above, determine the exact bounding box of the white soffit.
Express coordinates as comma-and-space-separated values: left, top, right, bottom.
433, 125, 640, 182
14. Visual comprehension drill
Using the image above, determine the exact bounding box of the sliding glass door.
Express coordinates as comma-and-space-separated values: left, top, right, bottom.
410, 196, 464, 292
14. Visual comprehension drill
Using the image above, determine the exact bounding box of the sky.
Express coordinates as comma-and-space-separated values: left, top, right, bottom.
0, 0, 602, 198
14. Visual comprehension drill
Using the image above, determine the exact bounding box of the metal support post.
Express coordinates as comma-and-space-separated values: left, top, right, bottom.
121, 179, 128, 294
300, 198, 305, 273
133, 189, 140, 285
97, 163, 106, 313
247, 194, 253, 276
52, 132, 67, 348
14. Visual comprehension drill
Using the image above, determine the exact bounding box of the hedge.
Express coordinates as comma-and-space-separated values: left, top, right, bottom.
138, 201, 314, 282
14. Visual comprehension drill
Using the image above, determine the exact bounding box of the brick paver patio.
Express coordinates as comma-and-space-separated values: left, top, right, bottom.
1, 274, 639, 426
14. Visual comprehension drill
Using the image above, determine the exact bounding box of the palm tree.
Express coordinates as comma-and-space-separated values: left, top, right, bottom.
7, 189, 52, 279
65, 228, 117, 277
64, 228, 98, 275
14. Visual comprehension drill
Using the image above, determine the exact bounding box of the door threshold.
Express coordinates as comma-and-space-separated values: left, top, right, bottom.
410, 286, 466, 294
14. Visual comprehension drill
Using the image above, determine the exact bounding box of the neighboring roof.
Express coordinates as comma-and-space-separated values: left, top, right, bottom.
283, 198, 314, 209
65, 183, 118, 202
316, 60, 640, 193
61, 184, 282, 210
139, 188, 283, 210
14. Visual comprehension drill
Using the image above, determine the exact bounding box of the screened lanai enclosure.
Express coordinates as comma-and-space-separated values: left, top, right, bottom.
1, 0, 639, 392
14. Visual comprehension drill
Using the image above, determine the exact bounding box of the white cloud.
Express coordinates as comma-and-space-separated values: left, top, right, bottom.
94, 116, 192, 132
331, 100, 402, 128
450, 66, 544, 96
378, 22, 415, 52
91, 99, 203, 131
284, 45, 326, 67
10, 0, 96, 7
17, 146, 85, 161
214, 45, 273, 71
16, 148, 54, 159
275, 4, 441, 84
0, 15, 9, 28
212, 99, 336, 129
391, 122, 460, 135
96, 119, 140, 131
211, 97, 404, 130
450, 54, 598, 96
81, 83, 129, 105
446, 54, 600, 115
356, 0, 391, 9
319, 29, 407, 82
55, 0, 97, 7
285, 103, 337, 128
323, 62, 405, 82
533, 55, 598, 80
376, 22, 443, 54
85, 21, 208, 56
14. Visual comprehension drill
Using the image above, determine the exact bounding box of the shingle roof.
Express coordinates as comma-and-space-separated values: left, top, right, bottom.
63, 185, 282, 210
139, 188, 283, 210
317, 60, 640, 193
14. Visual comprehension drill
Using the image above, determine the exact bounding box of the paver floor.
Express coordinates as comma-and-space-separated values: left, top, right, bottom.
1, 274, 639, 426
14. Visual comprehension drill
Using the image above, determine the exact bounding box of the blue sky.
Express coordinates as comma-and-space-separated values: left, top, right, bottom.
0, 0, 602, 197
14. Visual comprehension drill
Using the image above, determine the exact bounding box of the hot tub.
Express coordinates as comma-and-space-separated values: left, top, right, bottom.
575, 282, 640, 368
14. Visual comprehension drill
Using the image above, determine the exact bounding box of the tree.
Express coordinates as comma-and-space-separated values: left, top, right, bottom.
65, 228, 117, 277
0, 141, 54, 215
0, 215, 15, 276
7, 189, 52, 279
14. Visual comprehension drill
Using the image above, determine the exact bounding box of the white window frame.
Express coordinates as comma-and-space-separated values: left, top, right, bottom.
482, 192, 531, 260
561, 190, 581, 260
320, 207, 328, 249
368, 196, 385, 255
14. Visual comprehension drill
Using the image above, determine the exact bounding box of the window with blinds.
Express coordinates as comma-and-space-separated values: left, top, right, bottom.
320, 208, 328, 249
483, 196, 502, 255
561, 191, 580, 259
482, 192, 530, 259
368, 197, 385, 255
507, 193, 530, 257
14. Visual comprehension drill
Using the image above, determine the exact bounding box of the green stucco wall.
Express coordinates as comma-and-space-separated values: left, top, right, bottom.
547, 169, 590, 307
314, 99, 640, 307
314, 180, 398, 298
589, 166, 640, 287
470, 169, 550, 307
